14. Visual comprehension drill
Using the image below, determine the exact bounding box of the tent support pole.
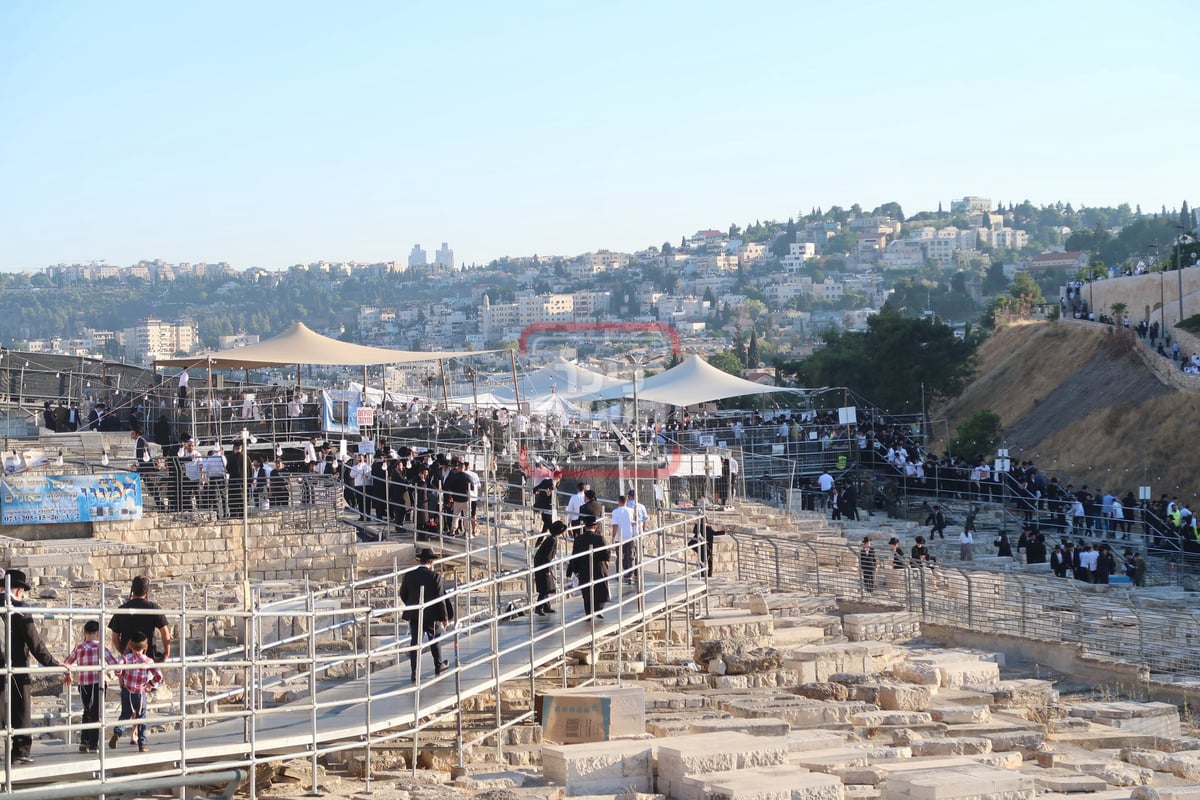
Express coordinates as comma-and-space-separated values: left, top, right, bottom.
207, 362, 215, 443
509, 350, 522, 409
438, 359, 449, 410
362, 365, 368, 405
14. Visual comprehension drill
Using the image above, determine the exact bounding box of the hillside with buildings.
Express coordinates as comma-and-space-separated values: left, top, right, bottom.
932, 319, 1200, 502
2, 198, 1195, 408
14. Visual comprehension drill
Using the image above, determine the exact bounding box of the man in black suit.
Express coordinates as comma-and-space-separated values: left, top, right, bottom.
1, 570, 63, 763
399, 548, 454, 681
567, 518, 611, 617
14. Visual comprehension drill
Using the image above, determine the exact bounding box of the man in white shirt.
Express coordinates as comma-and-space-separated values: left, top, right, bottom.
610, 496, 632, 582
463, 461, 481, 536
614, 491, 649, 586
565, 482, 588, 537
817, 470, 834, 512
350, 454, 371, 520
303, 436, 318, 467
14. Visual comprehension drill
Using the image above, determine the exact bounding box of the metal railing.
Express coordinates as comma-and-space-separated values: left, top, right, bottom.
0, 513, 706, 796
725, 531, 1200, 682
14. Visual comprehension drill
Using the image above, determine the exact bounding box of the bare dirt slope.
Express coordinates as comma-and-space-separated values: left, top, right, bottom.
932, 321, 1200, 501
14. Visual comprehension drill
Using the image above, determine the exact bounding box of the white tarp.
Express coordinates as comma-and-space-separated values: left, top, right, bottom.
157, 322, 488, 369
583, 354, 797, 406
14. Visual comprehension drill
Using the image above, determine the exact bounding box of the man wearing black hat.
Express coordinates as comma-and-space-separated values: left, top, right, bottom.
109, 576, 171, 663
567, 518, 611, 617
1, 570, 62, 763
533, 521, 567, 615
399, 548, 454, 681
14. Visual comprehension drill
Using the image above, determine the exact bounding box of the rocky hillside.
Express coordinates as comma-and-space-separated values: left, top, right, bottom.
930, 320, 1200, 503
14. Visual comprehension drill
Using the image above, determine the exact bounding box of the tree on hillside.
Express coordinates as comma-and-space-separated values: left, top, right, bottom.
776, 306, 975, 414
949, 409, 1002, 458
1008, 272, 1045, 313
707, 350, 745, 377
982, 261, 1008, 294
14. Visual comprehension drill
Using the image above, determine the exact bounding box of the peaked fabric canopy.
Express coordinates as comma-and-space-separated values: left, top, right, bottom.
585, 354, 799, 406
155, 323, 487, 370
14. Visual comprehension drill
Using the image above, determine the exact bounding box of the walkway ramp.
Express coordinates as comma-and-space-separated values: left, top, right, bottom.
4, 518, 706, 795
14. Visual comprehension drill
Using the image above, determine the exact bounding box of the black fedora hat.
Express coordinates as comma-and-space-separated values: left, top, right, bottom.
416, 547, 437, 562
5, 569, 31, 591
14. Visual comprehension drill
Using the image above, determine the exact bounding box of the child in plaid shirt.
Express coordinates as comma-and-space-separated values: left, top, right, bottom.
107, 631, 162, 752
63, 620, 119, 753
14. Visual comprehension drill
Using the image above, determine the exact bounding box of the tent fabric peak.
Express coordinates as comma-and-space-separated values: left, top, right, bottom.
155, 322, 489, 370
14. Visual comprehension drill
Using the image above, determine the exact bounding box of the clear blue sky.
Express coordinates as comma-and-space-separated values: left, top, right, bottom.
1, 1, 1195, 271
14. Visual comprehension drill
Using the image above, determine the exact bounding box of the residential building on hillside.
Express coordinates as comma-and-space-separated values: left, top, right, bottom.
686, 229, 727, 249
408, 244, 428, 269
654, 295, 709, 323
882, 240, 927, 269
848, 216, 902, 236
982, 228, 1029, 250
950, 196, 992, 215
737, 242, 767, 266
781, 242, 817, 272
122, 318, 200, 364
1024, 251, 1088, 271
764, 279, 813, 304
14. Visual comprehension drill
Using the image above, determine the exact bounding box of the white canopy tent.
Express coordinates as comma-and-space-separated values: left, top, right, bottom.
156, 322, 486, 370
529, 391, 586, 421
583, 354, 801, 406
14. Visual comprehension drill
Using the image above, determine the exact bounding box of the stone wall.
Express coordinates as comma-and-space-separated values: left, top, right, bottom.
1079, 265, 1200, 330
92, 508, 355, 585
1059, 318, 1200, 392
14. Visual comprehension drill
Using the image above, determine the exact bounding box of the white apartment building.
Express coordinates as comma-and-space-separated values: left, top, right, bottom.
781, 242, 817, 273
587, 250, 629, 272
653, 295, 709, 322
764, 279, 813, 304
122, 318, 200, 364
408, 244, 428, 269
982, 228, 1029, 249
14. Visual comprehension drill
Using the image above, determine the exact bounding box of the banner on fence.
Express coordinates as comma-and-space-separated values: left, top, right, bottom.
321, 389, 362, 436
1, 472, 144, 525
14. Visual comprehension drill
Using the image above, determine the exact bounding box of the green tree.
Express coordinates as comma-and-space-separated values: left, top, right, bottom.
706, 350, 745, 377
1008, 271, 1044, 313
982, 261, 1008, 294
747, 329, 760, 367
949, 409, 1002, 457
777, 306, 975, 414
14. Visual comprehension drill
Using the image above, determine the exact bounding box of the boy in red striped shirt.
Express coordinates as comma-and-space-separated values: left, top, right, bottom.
63, 620, 119, 753
107, 631, 162, 753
